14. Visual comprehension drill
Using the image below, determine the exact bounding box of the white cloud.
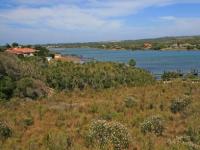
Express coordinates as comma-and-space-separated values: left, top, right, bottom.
160, 16, 176, 20
0, 0, 200, 44
0, 5, 122, 30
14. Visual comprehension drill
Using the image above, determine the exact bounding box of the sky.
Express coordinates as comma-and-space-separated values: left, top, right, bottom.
0, 0, 200, 44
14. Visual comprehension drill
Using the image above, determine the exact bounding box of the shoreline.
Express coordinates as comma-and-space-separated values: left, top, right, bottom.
49, 47, 200, 51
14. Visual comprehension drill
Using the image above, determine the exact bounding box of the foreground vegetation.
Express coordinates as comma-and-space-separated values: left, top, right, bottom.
0, 52, 154, 100
0, 81, 200, 149
0, 50, 200, 149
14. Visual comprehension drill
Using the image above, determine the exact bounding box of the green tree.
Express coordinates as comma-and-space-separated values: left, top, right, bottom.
0, 76, 15, 100
14, 77, 49, 100
12, 42, 19, 47
128, 59, 136, 67
34, 45, 50, 57
5, 44, 11, 49
0, 53, 21, 80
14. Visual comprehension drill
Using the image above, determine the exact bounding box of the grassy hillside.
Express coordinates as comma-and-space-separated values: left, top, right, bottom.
0, 52, 154, 101
0, 51, 200, 150
45, 35, 200, 50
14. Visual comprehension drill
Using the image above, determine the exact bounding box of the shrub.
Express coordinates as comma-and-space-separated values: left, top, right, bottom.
0, 76, 15, 100
186, 127, 200, 145
46, 61, 155, 91
0, 53, 21, 80
0, 121, 12, 141
170, 98, 191, 114
124, 96, 138, 108
128, 59, 136, 67
43, 132, 73, 150
22, 117, 34, 128
161, 71, 182, 81
34, 45, 50, 57
88, 120, 131, 150
14, 77, 49, 100
141, 116, 164, 136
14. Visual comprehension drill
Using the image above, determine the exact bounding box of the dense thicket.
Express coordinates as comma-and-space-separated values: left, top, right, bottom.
0, 52, 155, 100
46, 61, 154, 90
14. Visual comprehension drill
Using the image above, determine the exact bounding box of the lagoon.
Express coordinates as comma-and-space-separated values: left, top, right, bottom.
51, 48, 200, 75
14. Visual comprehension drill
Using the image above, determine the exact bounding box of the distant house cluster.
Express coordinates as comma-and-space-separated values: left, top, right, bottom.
6, 47, 37, 57
143, 43, 152, 49
5, 46, 82, 63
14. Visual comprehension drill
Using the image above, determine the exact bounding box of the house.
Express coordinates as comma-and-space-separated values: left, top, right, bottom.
54, 54, 62, 59
144, 43, 152, 49
46, 57, 53, 62
6, 47, 37, 57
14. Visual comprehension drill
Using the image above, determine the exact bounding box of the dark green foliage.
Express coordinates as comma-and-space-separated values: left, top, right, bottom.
34, 45, 50, 57
161, 71, 182, 81
5, 44, 11, 49
0, 76, 15, 100
46, 61, 154, 91
14, 78, 48, 100
187, 45, 195, 50
12, 42, 19, 47
152, 43, 167, 50
197, 45, 200, 50
170, 98, 191, 114
0, 121, 12, 141
128, 59, 136, 67
141, 116, 164, 136
0, 46, 6, 52
0, 52, 154, 100
0, 53, 21, 80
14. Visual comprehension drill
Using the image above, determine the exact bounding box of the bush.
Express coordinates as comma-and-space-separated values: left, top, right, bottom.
46, 61, 155, 91
0, 121, 12, 141
124, 96, 138, 108
141, 116, 164, 136
0, 53, 155, 99
14, 77, 49, 100
186, 127, 200, 145
161, 71, 182, 81
128, 59, 136, 67
0, 76, 15, 100
43, 132, 73, 150
34, 45, 50, 57
22, 117, 34, 128
88, 120, 131, 150
170, 98, 191, 114
0, 53, 21, 80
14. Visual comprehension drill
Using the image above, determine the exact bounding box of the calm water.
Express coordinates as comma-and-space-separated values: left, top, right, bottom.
51, 48, 200, 75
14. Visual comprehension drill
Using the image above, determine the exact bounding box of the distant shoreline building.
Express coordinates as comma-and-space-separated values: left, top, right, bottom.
144, 43, 152, 49
6, 47, 37, 57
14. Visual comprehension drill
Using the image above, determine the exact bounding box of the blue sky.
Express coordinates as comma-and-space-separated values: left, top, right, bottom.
0, 0, 200, 44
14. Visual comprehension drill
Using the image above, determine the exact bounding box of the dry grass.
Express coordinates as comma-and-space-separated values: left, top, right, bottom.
0, 81, 200, 150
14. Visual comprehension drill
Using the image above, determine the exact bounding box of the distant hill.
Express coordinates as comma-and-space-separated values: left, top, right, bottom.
45, 35, 200, 50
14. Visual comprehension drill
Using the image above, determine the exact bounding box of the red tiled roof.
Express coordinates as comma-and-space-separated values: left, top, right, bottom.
6, 48, 37, 55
